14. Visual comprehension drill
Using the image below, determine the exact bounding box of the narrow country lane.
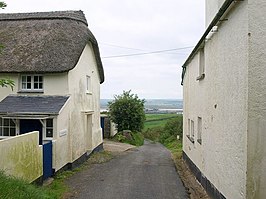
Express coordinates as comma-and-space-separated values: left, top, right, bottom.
65, 140, 187, 199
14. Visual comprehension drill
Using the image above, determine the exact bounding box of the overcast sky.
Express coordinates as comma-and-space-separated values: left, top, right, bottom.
2, 0, 205, 99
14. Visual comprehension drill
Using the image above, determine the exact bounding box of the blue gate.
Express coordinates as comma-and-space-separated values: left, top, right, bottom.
43, 141, 53, 180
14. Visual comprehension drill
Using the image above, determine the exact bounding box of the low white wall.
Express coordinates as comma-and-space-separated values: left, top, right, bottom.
0, 131, 42, 182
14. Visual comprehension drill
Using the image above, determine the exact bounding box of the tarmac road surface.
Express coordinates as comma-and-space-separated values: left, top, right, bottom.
65, 140, 187, 199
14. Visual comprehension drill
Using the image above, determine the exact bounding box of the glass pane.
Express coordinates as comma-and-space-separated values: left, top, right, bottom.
10, 120, 15, 127
0, 128, 2, 136
3, 119, 9, 126
46, 129, 53, 137
0, 118, 2, 126
22, 83, 26, 89
34, 83, 38, 89
39, 83, 43, 89
39, 76, 43, 82
34, 76, 38, 82
22, 76, 26, 82
10, 128, 16, 136
46, 119, 53, 127
27, 76, 31, 82
3, 128, 9, 136
27, 83, 31, 89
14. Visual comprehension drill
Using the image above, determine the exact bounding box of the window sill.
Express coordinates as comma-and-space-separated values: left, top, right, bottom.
18, 90, 44, 94
187, 135, 195, 144
196, 73, 205, 81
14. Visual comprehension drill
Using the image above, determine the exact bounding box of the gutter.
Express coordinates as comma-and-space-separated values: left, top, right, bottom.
181, 0, 241, 85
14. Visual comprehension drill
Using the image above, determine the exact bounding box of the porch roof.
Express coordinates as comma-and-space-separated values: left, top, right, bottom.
0, 95, 69, 115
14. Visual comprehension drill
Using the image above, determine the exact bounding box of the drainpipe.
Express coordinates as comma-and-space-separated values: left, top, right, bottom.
181, 0, 241, 85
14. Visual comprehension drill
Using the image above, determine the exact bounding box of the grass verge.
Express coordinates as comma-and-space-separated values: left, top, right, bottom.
0, 151, 114, 199
111, 131, 144, 146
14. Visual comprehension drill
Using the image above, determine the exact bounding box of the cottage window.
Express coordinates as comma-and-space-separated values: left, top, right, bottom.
191, 120, 195, 140
187, 119, 195, 143
21, 75, 43, 91
187, 119, 191, 137
197, 117, 202, 144
196, 48, 205, 81
86, 75, 92, 93
45, 119, 53, 138
0, 118, 16, 137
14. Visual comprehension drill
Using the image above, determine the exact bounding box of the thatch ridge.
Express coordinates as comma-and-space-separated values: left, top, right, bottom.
0, 10, 104, 83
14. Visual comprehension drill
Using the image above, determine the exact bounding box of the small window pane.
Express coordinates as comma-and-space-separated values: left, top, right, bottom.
3, 119, 9, 126
39, 83, 43, 89
27, 76, 31, 82
46, 129, 53, 137
22, 83, 27, 89
22, 76, 26, 82
34, 76, 38, 82
10, 128, 16, 136
27, 83, 31, 89
10, 120, 15, 127
0, 128, 2, 136
46, 119, 53, 127
34, 83, 38, 89
3, 128, 9, 136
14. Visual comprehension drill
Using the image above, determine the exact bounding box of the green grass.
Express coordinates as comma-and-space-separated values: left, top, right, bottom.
0, 151, 114, 199
0, 170, 56, 199
144, 114, 179, 131
145, 113, 178, 121
143, 114, 183, 159
111, 131, 144, 146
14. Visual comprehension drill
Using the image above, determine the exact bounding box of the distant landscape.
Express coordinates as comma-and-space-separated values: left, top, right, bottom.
101, 99, 183, 114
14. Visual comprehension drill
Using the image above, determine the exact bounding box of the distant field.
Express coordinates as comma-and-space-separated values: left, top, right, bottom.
144, 114, 178, 131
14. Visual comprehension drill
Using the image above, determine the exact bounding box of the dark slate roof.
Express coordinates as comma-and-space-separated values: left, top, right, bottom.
0, 10, 104, 83
0, 95, 69, 115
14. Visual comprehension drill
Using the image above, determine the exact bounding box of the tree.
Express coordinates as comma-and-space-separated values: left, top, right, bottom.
0, 1, 14, 90
108, 90, 146, 132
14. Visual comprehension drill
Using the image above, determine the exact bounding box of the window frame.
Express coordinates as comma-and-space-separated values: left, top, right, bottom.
196, 48, 205, 81
86, 75, 92, 94
44, 119, 54, 139
197, 117, 202, 144
20, 74, 44, 92
0, 118, 16, 138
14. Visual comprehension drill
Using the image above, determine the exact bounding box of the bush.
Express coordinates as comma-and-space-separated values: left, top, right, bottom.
112, 131, 144, 146
142, 126, 163, 142
108, 90, 145, 132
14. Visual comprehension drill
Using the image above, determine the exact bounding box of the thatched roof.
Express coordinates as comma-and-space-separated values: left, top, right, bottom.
0, 11, 104, 83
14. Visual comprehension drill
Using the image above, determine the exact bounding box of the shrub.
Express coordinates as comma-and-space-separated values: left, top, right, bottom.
108, 90, 145, 132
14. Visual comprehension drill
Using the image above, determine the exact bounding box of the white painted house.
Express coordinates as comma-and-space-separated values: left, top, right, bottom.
182, 0, 266, 198
0, 11, 104, 181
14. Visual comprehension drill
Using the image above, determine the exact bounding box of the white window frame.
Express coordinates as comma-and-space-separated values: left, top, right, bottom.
20, 74, 43, 92
86, 75, 92, 94
191, 120, 195, 140
0, 118, 16, 138
196, 48, 205, 81
43, 119, 54, 139
197, 117, 202, 144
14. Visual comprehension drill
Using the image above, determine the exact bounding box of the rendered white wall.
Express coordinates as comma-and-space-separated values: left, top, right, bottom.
183, 1, 248, 198
68, 43, 102, 162
246, 0, 266, 198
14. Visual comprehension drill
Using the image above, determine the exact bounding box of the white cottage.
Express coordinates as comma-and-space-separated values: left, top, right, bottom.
182, 0, 266, 198
0, 11, 104, 181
